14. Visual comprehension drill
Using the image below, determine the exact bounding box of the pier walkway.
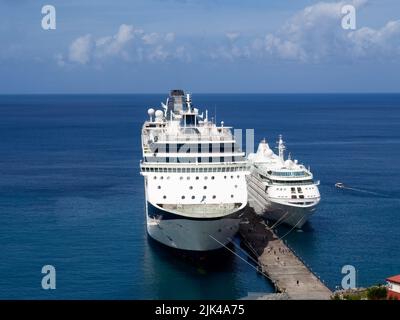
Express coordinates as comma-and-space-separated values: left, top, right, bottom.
239, 207, 332, 300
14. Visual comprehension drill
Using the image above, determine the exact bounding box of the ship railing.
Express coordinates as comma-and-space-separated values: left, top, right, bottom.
152, 134, 234, 142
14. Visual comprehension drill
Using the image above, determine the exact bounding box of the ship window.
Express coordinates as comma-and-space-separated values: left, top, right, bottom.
212, 195, 216, 199
187, 176, 190, 180
204, 176, 208, 180
231, 195, 234, 198
235, 185, 238, 188
181, 196, 185, 199
191, 196, 195, 199
211, 176, 215, 180
189, 186, 193, 190
167, 176, 170, 179
203, 186, 207, 189
154, 176, 157, 179
157, 186, 161, 189
163, 195, 167, 199
196, 176, 199, 180
224, 176, 227, 179
291, 195, 297, 199
231, 176, 233, 179
180, 177, 183, 180
160, 176, 164, 180
237, 175, 240, 178
299, 195, 304, 199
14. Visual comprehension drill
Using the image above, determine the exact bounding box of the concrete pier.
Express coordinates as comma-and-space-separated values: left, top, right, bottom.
239, 207, 332, 300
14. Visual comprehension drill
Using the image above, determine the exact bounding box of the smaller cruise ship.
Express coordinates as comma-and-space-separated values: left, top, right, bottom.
246, 136, 320, 228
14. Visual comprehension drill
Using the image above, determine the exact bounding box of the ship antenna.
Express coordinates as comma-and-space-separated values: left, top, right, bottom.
278, 134, 286, 161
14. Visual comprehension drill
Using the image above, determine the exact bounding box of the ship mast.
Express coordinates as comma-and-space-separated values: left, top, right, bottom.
278, 134, 286, 162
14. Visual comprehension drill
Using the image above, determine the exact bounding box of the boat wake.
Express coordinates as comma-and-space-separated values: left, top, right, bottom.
336, 184, 389, 197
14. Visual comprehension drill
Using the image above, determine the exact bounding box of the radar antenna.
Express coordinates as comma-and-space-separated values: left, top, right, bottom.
277, 134, 286, 162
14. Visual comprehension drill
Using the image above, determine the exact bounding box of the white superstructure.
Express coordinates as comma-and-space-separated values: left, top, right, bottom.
140, 90, 248, 251
246, 136, 320, 228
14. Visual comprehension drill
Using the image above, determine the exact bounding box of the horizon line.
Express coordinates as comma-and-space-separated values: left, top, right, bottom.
1, 92, 400, 95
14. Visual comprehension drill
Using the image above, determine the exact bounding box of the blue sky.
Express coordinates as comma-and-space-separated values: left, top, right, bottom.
0, 0, 399, 93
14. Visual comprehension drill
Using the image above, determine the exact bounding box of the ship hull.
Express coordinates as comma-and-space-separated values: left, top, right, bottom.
247, 179, 318, 228
255, 198, 316, 228
145, 201, 241, 251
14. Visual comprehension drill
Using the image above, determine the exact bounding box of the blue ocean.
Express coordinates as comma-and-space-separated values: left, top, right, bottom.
0, 94, 399, 299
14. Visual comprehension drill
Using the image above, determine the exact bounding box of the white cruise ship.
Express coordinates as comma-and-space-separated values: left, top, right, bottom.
140, 90, 248, 251
246, 136, 320, 228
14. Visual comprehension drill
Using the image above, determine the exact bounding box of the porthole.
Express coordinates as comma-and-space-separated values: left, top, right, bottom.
196, 176, 199, 180
154, 176, 157, 179
180, 177, 183, 180
189, 186, 193, 190
163, 195, 167, 199
212, 195, 216, 199
234, 185, 238, 188
211, 176, 215, 180
203, 186, 207, 189
181, 196, 185, 199
157, 186, 161, 189
230, 194, 234, 198
224, 176, 227, 179
187, 177, 190, 180
230, 176, 233, 179
160, 176, 164, 180
204, 176, 208, 180
191, 196, 195, 199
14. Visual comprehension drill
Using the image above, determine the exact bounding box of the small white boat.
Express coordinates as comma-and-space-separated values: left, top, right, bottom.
335, 182, 345, 189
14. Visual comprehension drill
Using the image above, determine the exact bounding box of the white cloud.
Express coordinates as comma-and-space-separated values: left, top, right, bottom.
211, 0, 400, 64
142, 32, 160, 45
254, 0, 367, 62
60, 25, 183, 66
348, 20, 400, 59
165, 33, 175, 43
95, 24, 136, 59
68, 34, 93, 64
59, 1, 400, 66
225, 32, 240, 41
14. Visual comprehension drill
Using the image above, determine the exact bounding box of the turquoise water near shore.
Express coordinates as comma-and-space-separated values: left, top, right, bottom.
0, 94, 399, 299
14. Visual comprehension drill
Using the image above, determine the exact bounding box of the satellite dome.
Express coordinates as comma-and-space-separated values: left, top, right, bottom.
284, 159, 293, 167
147, 108, 155, 116
155, 110, 164, 118
265, 149, 274, 157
